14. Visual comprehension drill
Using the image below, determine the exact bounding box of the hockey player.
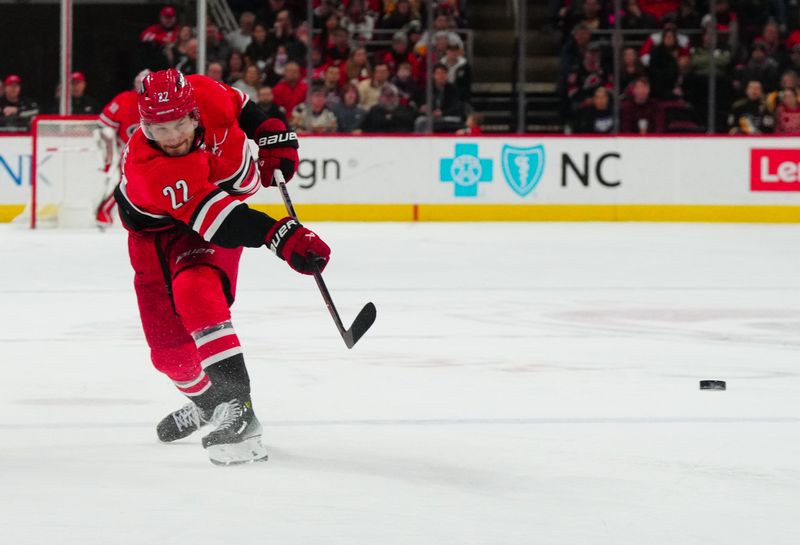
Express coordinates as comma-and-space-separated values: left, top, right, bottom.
115, 68, 331, 465
96, 70, 151, 227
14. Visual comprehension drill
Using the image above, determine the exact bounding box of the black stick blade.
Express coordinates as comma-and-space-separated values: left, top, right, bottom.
343, 302, 377, 349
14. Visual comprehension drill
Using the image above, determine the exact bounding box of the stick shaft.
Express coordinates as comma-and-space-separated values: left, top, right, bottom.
273, 169, 348, 336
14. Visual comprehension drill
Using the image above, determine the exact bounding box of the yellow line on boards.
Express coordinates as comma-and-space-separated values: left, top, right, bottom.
3, 203, 800, 223
0, 205, 25, 222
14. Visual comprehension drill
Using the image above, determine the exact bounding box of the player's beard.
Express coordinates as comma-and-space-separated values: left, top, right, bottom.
160, 136, 193, 157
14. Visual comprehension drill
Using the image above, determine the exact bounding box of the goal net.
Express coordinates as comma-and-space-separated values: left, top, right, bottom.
24, 115, 111, 228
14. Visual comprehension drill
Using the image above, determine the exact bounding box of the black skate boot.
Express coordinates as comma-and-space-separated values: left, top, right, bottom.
156, 403, 209, 443
202, 398, 268, 466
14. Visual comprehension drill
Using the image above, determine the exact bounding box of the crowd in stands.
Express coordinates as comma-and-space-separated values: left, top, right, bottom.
554, 0, 800, 134
0, 0, 474, 134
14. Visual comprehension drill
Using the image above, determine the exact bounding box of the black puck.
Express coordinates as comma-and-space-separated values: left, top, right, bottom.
700, 380, 726, 390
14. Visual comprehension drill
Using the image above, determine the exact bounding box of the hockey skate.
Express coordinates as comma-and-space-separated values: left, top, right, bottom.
156, 403, 209, 443
202, 398, 268, 466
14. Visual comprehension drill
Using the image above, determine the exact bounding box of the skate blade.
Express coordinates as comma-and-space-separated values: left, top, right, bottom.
207, 436, 268, 466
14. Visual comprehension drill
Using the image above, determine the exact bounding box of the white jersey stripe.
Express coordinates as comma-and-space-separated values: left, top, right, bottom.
119, 177, 169, 219
99, 112, 120, 128
191, 191, 228, 233
202, 201, 244, 241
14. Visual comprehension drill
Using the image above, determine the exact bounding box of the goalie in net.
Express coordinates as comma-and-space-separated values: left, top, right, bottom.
94, 69, 151, 227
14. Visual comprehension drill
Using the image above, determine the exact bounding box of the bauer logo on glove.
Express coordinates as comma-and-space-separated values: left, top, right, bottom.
255, 118, 299, 186
266, 217, 330, 275
257, 132, 298, 148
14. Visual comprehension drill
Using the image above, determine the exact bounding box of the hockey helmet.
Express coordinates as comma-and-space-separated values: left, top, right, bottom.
138, 69, 199, 129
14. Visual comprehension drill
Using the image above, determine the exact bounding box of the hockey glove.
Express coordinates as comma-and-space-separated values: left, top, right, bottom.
255, 118, 299, 187
266, 218, 330, 275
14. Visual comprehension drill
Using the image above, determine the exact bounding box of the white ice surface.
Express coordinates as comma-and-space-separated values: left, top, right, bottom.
1, 222, 799, 545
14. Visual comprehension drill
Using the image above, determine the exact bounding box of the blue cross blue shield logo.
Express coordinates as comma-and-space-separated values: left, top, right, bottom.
501, 144, 545, 197
440, 143, 493, 197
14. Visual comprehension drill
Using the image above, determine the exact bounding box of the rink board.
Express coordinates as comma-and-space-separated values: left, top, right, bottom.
3, 133, 800, 222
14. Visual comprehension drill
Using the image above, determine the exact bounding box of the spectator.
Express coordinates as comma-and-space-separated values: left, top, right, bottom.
700, 0, 738, 51
175, 38, 198, 74
342, 0, 376, 42
391, 61, 422, 107
163, 25, 193, 68
378, 0, 418, 29
733, 41, 780, 95
727, 80, 774, 134
676, 0, 701, 28
620, 47, 646, 94
648, 29, 681, 100
257, 85, 283, 118
690, 28, 732, 78
332, 84, 367, 132
754, 20, 784, 65
414, 14, 463, 56
559, 23, 592, 91
639, 0, 679, 22
0, 75, 38, 130
245, 23, 272, 71
406, 20, 424, 51
737, 0, 783, 43
225, 50, 246, 84
383, 32, 419, 77
767, 70, 799, 111
436, 0, 465, 26
140, 6, 178, 47
431, 31, 451, 65
256, 0, 289, 30
227, 12, 256, 52
621, 0, 658, 29
363, 84, 416, 132
415, 63, 465, 132
207, 61, 225, 82
345, 47, 372, 83
271, 10, 306, 63
565, 43, 612, 111
775, 87, 800, 133
68, 72, 101, 114
620, 77, 663, 134
322, 65, 343, 107
316, 13, 341, 52
272, 61, 308, 114
785, 44, 800, 75
206, 22, 233, 68
640, 20, 690, 67
264, 44, 290, 85
571, 0, 607, 32
456, 112, 485, 135
232, 64, 262, 101
357, 62, 391, 109
292, 85, 338, 133
572, 86, 614, 134
443, 43, 471, 104
313, 0, 341, 21
326, 28, 351, 65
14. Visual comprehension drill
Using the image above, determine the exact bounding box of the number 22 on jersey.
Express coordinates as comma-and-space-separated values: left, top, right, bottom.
163, 180, 190, 209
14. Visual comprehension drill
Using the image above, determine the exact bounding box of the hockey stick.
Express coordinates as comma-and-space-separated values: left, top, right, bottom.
273, 169, 376, 349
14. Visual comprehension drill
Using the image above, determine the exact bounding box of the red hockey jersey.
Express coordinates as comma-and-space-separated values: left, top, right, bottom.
99, 89, 140, 145
116, 76, 261, 241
